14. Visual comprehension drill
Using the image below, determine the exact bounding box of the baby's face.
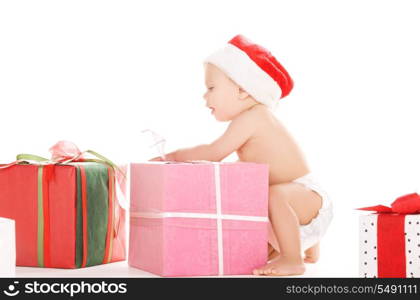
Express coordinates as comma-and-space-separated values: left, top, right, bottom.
203, 63, 246, 122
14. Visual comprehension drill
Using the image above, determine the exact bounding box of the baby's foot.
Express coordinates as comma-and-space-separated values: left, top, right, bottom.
253, 255, 305, 276
304, 242, 320, 263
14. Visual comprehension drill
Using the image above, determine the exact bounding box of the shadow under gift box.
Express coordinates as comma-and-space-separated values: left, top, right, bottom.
0, 162, 126, 268
129, 161, 269, 276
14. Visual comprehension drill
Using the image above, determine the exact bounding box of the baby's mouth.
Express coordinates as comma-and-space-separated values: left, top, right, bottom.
208, 107, 215, 114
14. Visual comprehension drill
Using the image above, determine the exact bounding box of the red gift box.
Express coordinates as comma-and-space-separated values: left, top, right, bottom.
0, 141, 126, 268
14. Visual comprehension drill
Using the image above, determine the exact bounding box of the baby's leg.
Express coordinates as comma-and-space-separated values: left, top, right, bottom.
253, 182, 322, 276
267, 243, 279, 261
304, 242, 320, 263
269, 242, 321, 263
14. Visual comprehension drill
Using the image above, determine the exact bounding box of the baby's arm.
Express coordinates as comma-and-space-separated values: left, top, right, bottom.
158, 109, 256, 162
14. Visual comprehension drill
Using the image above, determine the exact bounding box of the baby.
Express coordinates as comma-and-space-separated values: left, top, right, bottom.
150, 34, 333, 276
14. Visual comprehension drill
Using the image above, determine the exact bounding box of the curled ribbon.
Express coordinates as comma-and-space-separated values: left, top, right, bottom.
141, 129, 166, 160
357, 193, 420, 214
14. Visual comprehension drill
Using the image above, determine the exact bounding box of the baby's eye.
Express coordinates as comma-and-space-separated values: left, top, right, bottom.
207, 87, 214, 91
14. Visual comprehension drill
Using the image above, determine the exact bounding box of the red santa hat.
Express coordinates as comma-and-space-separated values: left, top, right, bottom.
204, 34, 294, 109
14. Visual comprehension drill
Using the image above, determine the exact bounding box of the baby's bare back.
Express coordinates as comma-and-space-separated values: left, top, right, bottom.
236, 106, 310, 185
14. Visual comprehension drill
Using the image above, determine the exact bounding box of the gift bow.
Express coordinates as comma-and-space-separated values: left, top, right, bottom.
18, 141, 124, 175
357, 193, 420, 214
1, 141, 127, 209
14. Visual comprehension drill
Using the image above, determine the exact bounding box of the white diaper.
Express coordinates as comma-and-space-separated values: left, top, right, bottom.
268, 172, 333, 253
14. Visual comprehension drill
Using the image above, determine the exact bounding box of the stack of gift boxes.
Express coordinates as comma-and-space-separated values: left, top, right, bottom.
7, 141, 420, 277
0, 142, 269, 277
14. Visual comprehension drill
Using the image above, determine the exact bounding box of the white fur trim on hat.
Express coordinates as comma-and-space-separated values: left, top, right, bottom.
203, 44, 282, 109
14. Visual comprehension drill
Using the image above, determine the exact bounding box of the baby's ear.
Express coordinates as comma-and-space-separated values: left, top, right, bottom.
238, 86, 249, 100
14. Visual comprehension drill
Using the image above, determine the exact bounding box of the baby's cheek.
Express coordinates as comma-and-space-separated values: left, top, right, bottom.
217, 93, 230, 107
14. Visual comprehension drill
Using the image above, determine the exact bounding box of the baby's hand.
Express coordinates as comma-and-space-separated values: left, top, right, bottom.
148, 156, 164, 161
149, 151, 176, 161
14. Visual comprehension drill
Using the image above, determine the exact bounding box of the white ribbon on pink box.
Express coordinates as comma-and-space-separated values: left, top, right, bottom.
130, 162, 269, 276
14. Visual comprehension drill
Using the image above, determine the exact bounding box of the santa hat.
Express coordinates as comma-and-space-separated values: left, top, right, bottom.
203, 34, 294, 109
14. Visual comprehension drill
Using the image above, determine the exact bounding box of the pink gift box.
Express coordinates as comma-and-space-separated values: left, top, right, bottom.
129, 161, 269, 276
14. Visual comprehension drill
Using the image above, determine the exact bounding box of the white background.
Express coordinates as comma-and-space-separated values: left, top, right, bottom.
1, 0, 420, 277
